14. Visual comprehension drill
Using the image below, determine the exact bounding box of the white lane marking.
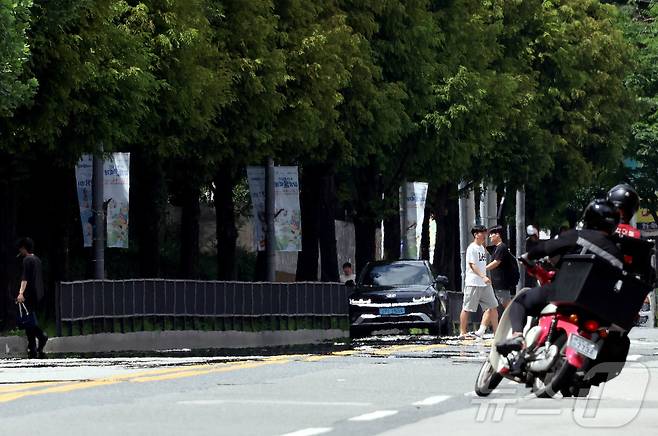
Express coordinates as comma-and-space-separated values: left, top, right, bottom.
516, 409, 563, 416
349, 410, 398, 421
280, 428, 332, 436
178, 399, 371, 407
626, 355, 642, 362
412, 395, 451, 406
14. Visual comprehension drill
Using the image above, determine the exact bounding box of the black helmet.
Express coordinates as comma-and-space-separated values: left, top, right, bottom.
581, 199, 620, 234
607, 183, 640, 223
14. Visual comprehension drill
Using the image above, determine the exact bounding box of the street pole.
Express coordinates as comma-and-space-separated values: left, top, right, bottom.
265, 158, 276, 282
487, 184, 497, 228
92, 144, 105, 280
400, 182, 408, 258
479, 183, 488, 227
458, 182, 473, 291
515, 188, 526, 292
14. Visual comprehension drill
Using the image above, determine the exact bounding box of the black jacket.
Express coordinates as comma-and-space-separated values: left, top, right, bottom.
527, 229, 623, 269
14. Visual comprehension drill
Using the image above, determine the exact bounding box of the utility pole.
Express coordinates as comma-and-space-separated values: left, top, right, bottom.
92, 144, 105, 280
459, 182, 475, 290
515, 188, 526, 292
265, 158, 276, 281
400, 182, 408, 258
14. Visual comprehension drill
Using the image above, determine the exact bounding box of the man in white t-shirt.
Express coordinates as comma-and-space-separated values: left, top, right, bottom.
459, 225, 499, 338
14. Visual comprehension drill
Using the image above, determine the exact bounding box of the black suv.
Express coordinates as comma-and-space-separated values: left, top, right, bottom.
348, 260, 450, 337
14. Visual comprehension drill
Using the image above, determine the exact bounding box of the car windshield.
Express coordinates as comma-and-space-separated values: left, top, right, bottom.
361, 263, 432, 286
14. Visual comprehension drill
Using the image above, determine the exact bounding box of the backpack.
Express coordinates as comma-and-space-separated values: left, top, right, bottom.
505, 248, 520, 288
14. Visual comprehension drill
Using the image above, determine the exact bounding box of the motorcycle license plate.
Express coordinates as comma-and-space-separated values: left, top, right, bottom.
567, 334, 599, 360
379, 307, 405, 316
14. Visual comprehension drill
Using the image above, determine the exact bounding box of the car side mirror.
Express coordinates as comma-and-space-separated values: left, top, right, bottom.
434, 275, 449, 287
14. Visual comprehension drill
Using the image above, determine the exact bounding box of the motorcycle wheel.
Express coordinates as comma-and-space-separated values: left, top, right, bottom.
475, 359, 503, 397
532, 356, 576, 398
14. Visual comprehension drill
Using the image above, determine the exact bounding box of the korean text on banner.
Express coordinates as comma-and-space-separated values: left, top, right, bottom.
274, 166, 302, 252
75, 156, 94, 247
105, 153, 130, 248
75, 153, 130, 248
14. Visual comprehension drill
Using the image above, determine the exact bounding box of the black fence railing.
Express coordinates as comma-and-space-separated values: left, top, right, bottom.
56, 280, 349, 336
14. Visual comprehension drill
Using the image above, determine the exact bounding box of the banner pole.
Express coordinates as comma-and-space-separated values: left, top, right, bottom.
92, 143, 105, 280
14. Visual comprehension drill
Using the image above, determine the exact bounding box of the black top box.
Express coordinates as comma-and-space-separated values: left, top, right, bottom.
550, 254, 652, 330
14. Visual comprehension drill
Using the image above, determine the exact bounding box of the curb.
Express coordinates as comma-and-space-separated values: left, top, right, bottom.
0, 329, 347, 357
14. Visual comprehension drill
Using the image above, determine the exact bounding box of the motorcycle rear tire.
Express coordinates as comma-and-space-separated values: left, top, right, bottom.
475, 359, 503, 397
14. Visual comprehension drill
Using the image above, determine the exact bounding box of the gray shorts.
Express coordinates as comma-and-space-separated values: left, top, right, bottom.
494, 289, 512, 305
463, 284, 498, 312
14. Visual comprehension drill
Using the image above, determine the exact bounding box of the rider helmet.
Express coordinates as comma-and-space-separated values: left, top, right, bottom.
581, 199, 620, 234
606, 183, 640, 223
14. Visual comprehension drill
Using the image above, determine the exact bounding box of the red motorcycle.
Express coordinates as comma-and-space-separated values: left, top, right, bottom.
475, 252, 652, 398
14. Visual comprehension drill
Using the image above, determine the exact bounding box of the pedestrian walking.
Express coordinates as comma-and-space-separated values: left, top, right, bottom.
16, 237, 48, 358
459, 225, 499, 338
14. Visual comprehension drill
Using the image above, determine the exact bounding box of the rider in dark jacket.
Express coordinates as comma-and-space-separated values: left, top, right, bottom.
497, 199, 623, 354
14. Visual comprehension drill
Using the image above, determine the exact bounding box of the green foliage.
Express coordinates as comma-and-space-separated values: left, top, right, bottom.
0, 0, 37, 118
621, 1, 658, 218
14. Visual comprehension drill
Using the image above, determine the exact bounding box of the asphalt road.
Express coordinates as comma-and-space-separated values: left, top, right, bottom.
1, 329, 658, 436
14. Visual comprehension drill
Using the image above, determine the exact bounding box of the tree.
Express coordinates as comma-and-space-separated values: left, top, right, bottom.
0, 0, 36, 118
207, 0, 286, 280
620, 1, 658, 223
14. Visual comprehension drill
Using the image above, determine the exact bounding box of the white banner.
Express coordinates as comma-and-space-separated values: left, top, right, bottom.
400, 182, 429, 259
274, 166, 302, 252
75, 153, 130, 248
246, 166, 302, 252
75, 155, 94, 247
246, 166, 267, 251
105, 153, 130, 248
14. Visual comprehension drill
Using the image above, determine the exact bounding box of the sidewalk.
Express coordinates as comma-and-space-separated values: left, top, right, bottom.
0, 329, 347, 357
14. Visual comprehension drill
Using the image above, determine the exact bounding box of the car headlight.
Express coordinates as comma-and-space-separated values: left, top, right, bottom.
349, 298, 372, 306
412, 295, 435, 304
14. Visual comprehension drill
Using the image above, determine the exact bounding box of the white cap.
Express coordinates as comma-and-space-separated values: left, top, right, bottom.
526, 225, 538, 236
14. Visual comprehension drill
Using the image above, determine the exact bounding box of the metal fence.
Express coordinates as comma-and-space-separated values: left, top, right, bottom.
56, 280, 349, 336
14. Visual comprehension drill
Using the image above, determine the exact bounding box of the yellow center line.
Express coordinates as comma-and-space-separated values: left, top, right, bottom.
303, 355, 328, 362
129, 359, 290, 383
331, 350, 357, 356
0, 357, 294, 404
0, 380, 120, 403
0, 381, 70, 394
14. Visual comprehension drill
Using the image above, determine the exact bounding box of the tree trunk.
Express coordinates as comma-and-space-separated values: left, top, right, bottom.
432, 183, 460, 290
354, 218, 377, 277
133, 150, 165, 277
383, 193, 400, 261
296, 166, 319, 281
214, 164, 237, 280
420, 203, 431, 261
42, 165, 75, 320
180, 184, 200, 278
0, 155, 18, 330
318, 169, 339, 282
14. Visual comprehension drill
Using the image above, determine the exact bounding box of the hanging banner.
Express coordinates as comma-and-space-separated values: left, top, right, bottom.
247, 166, 267, 251
274, 166, 302, 252
75, 155, 94, 247
75, 153, 130, 248
104, 153, 130, 248
400, 182, 429, 259
246, 165, 302, 252
637, 208, 658, 238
